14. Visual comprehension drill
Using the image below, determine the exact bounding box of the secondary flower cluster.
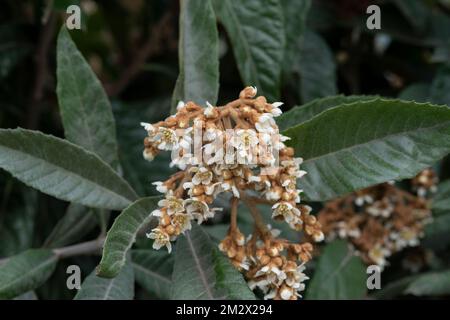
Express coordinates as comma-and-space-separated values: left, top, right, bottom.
317, 171, 436, 270
141, 87, 323, 299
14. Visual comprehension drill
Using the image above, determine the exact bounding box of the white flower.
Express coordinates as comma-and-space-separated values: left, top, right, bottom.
255, 113, 276, 133
171, 212, 193, 233
272, 202, 301, 224
152, 181, 168, 193
204, 101, 217, 118
152, 127, 178, 151
271, 102, 283, 117
176, 101, 185, 111
158, 192, 184, 215
185, 197, 218, 224
170, 151, 194, 170
368, 244, 391, 269
140, 122, 155, 132
367, 200, 393, 218
190, 166, 213, 185
147, 228, 172, 253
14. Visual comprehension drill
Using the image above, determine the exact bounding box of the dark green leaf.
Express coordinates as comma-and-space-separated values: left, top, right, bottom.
113, 99, 175, 196
283, 99, 450, 201
306, 240, 366, 299
75, 261, 134, 300
0, 128, 137, 210
398, 83, 431, 103
298, 30, 337, 103
57, 27, 120, 169
171, 224, 255, 299
432, 179, 450, 213
0, 249, 58, 299
43, 203, 97, 248
278, 95, 379, 131
97, 197, 160, 278
430, 66, 450, 107
131, 249, 173, 299
404, 270, 450, 296
0, 189, 37, 256
213, 0, 285, 101
172, 0, 219, 112
281, 0, 311, 73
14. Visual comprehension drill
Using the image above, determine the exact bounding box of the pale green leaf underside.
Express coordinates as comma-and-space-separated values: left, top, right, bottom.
213, 0, 285, 101
171, 224, 255, 300
283, 99, 450, 201
56, 27, 120, 169
131, 249, 173, 299
306, 240, 366, 299
0, 249, 58, 299
0, 128, 137, 210
97, 197, 160, 278
171, 0, 219, 112
75, 261, 134, 300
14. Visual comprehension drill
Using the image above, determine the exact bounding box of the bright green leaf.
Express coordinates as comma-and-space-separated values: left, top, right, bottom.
0, 128, 137, 210
306, 240, 366, 299
131, 249, 173, 299
97, 197, 160, 278
171, 224, 255, 299
57, 27, 120, 169
0, 249, 58, 299
213, 0, 285, 101
172, 0, 219, 112
75, 261, 134, 300
283, 99, 450, 201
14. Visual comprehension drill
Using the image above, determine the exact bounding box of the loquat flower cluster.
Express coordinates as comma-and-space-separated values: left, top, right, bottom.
317, 170, 436, 270
140, 87, 324, 299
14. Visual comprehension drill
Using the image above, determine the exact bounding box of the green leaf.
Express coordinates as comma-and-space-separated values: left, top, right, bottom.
281, 0, 311, 73
283, 99, 450, 201
306, 240, 366, 299
393, 0, 428, 31
430, 66, 450, 107
372, 275, 418, 300
404, 270, 450, 296
113, 99, 175, 196
14, 291, 38, 300
278, 95, 379, 131
97, 197, 160, 278
57, 27, 120, 169
131, 249, 173, 299
0, 189, 37, 256
0, 249, 58, 299
398, 83, 431, 103
0, 128, 137, 210
298, 30, 337, 103
43, 203, 97, 248
171, 0, 219, 112
432, 179, 450, 213
74, 261, 134, 300
213, 0, 285, 101
171, 224, 255, 299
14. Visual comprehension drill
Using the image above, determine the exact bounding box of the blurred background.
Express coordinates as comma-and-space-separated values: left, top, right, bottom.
1, 0, 450, 299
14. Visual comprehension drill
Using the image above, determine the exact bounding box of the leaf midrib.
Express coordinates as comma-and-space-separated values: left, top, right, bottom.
288, 112, 450, 165
0, 254, 57, 293
0, 139, 134, 206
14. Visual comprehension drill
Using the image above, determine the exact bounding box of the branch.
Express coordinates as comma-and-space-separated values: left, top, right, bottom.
105, 11, 174, 96
26, 11, 56, 129
0, 237, 105, 266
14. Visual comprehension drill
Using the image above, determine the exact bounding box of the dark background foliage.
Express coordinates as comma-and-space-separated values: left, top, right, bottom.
1, 0, 450, 299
